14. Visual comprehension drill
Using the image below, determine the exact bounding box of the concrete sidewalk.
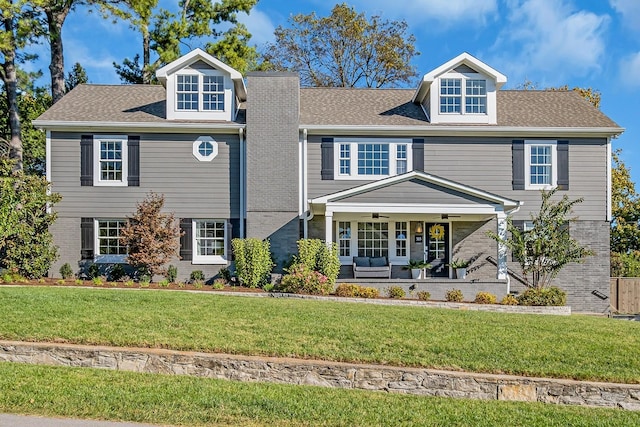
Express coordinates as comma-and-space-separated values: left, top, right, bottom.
0, 414, 169, 427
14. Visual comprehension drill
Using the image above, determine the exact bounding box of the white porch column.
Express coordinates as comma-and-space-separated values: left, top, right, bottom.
496, 212, 508, 280
325, 210, 333, 247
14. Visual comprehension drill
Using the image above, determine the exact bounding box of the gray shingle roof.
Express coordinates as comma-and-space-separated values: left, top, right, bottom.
36, 83, 620, 130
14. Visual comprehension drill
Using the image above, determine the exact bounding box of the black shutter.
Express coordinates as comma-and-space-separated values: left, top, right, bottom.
180, 218, 192, 261
512, 140, 525, 190
80, 218, 94, 259
412, 138, 425, 172
80, 135, 93, 186
557, 140, 569, 190
128, 136, 140, 187
321, 137, 334, 180
511, 220, 525, 262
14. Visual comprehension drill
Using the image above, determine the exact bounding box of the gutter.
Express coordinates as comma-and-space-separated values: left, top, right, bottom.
32, 120, 246, 133
300, 125, 625, 139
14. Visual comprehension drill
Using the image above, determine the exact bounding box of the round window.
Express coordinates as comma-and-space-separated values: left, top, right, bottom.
192, 136, 218, 161
199, 141, 214, 156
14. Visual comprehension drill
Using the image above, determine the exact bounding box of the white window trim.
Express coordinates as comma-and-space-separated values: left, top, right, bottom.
93, 135, 128, 187
333, 138, 413, 180
175, 70, 226, 113
192, 219, 228, 265
192, 136, 218, 162
524, 140, 557, 190
94, 218, 127, 264
439, 72, 488, 116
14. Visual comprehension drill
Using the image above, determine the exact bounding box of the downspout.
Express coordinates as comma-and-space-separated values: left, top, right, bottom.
607, 136, 612, 222
45, 130, 52, 214
302, 128, 311, 238
239, 127, 245, 237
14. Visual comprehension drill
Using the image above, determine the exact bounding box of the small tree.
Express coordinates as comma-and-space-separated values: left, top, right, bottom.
0, 159, 61, 278
295, 239, 340, 284
231, 238, 273, 288
119, 192, 181, 277
488, 188, 593, 288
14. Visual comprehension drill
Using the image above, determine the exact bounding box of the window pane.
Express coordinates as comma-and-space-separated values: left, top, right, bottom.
395, 222, 407, 257
530, 145, 552, 185
338, 221, 351, 257
195, 220, 225, 257
203, 76, 225, 111
339, 144, 351, 175
97, 220, 127, 255
357, 144, 389, 175
177, 75, 199, 110
357, 222, 388, 258
440, 79, 461, 113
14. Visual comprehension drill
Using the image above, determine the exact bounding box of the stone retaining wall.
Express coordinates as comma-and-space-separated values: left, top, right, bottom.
1, 340, 637, 410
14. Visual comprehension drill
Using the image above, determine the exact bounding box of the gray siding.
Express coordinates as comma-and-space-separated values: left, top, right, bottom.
307, 136, 607, 221
339, 179, 490, 205
51, 131, 240, 218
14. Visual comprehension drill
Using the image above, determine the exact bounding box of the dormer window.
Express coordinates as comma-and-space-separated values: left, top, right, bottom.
440, 78, 487, 114
177, 75, 199, 110
176, 74, 225, 112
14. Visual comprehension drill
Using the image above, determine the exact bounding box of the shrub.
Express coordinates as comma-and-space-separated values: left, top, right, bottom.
59, 263, 73, 279
119, 192, 181, 277
190, 270, 205, 282
295, 239, 340, 284
416, 291, 431, 301
123, 280, 134, 287
474, 291, 497, 305
87, 263, 100, 280
263, 283, 275, 292
358, 286, 380, 299
334, 283, 380, 299
166, 265, 178, 283
158, 279, 170, 288
517, 287, 567, 306
218, 267, 232, 283
386, 285, 406, 299
212, 278, 226, 290
92, 277, 103, 286
335, 283, 361, 297
193, 280, 204, 289
279, 264, 332, 295
74, 279, 83, 286
501, 294, 519, 305
445, 288, 463, 302
0, 161, 61, 278
139, 274, 151, 285
109, 264, 126, 282
56, 279, 65, 285
232, 238, 273, 288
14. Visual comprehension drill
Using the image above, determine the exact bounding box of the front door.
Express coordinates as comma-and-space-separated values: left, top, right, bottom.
425, 223, 449, 277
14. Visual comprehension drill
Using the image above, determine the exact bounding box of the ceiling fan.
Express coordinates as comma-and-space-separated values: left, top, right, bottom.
441, 214, 461, 219
359, 213, 390, 219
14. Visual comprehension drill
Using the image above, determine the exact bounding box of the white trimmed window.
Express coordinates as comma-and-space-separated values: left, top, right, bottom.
192, 136, 218, 161
440, 77, 488, 115
525, 141, 557, 189
203, 76, 225, 111
357, 222, 388, 258
192, 219, 227, 264
338, 221, 351, 257
95, 219, 127, 263
395, 222, 407, 257
94, 135, 127, 186
176, 73, 226, 112
334, 139, 412, 179
177, 75, 199, 110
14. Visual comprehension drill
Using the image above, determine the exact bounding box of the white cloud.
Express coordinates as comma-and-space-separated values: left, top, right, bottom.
488, 0, 609, 85
619, 52, 640, 88
239, 8, 277, 47
352, 0, 498, 26
610, 0, 640, 31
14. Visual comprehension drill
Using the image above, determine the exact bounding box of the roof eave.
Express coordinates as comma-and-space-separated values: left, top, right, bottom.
32, 120, 246, 133
301, 125, 625, 138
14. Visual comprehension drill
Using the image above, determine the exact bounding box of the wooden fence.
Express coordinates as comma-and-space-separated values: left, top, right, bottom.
610, 278, 640, 314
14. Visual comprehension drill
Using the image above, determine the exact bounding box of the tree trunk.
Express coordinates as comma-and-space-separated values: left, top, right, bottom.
46, 6, 70, 104
142, 26, 151, 84
2, 12, 23, 171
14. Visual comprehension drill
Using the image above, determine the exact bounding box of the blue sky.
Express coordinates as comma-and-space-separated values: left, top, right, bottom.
29, 0, 640, 184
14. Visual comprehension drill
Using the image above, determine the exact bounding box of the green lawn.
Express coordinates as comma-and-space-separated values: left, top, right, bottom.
0, 286, 639, 383
1, 363, 639, 427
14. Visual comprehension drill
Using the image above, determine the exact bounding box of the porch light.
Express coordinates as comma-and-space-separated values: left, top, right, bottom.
415, 223, 423, 234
